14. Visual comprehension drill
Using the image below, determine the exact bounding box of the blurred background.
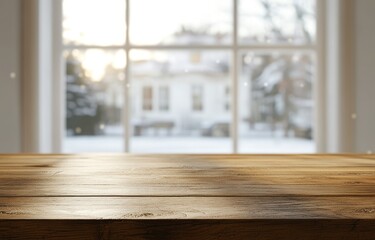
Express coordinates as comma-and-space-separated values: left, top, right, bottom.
0, 0, 373, 154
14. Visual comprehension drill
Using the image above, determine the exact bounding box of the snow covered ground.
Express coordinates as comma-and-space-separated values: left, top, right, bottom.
64, 136, 315, 153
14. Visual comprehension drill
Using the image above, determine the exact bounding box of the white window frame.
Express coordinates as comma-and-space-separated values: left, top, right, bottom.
53, 0, 326, 153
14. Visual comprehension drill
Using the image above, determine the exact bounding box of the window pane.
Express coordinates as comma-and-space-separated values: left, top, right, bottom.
63, 49, 126, 152
239, 0, 316, 44
130, 0, 232, 45
130, 50, 231, 153
159, 86, 170, 111
192, 85, 204, 111
142, 86, 153, 111
63, 0, 126, 46
239, 52, 315, 153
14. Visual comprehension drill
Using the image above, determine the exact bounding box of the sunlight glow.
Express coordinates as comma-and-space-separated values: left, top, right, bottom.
81, 50, 109, 81
130, 0, 231, 45
63, 0, 125, 46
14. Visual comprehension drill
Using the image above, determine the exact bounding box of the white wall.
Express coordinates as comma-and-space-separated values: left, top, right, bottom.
22, 0, 61, 153
0, 0, 21, 152
355, 0, 375, 153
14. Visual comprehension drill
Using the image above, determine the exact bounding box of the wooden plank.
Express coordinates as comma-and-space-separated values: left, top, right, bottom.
0, 197, 375, 219
0, 156, 374, 198
0, 154, 374, 197
2, 175, 375, 186
0, 183, 375, 197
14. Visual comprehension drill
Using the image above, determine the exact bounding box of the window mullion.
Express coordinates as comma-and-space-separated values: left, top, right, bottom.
232, 0, 239, 153
124, 0, 130, 152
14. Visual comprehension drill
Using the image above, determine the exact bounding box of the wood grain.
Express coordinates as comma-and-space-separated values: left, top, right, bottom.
0, 196, 375, 219
0, 154, 374, 239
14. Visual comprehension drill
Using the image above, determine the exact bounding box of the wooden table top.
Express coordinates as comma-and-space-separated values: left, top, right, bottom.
0, 154, 375, 239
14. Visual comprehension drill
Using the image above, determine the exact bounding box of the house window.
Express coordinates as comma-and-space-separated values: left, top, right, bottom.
224, 86, 230, 111
159, 86, 169, 111
61, 0, 319, 153
192, 85, 203, 112
190, 52, 201, 64
142, 86, 153, 111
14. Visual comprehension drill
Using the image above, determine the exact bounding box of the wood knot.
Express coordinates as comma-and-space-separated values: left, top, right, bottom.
345, 181, 362, 185
29, 164, 52, 168
356, 208, 375, 214
123, 212, 155, 218
0, 210, 23, 215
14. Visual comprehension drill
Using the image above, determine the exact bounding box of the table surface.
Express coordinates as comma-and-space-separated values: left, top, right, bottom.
1, 154, 375, 239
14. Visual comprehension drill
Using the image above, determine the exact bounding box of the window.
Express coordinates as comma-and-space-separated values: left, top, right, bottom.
142, 86, 153, 111
159, 86, 169, 111
192, 85, 204, 112
62, 0, 318, 153
224, 86, 231, 111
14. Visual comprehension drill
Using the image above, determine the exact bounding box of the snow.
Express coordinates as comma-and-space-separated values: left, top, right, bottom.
63, 136, 314, 154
